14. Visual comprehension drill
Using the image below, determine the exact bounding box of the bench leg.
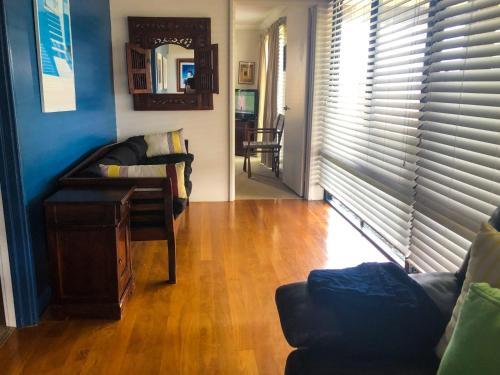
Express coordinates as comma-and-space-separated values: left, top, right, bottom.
167, 235, 176, 284
166, 214, 176, 284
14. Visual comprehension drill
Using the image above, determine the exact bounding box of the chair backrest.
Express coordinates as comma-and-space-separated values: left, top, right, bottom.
275, 114, 285, 144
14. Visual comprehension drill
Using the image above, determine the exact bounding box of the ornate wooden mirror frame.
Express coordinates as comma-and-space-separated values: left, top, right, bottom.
127, 17, 219, 111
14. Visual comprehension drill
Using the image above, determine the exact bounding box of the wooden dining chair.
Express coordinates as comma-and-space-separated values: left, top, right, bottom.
243, 114, 285, 178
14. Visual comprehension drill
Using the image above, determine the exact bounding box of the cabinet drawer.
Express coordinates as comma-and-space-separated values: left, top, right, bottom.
47, 203, 120, 226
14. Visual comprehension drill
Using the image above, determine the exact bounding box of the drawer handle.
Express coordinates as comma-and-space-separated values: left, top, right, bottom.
118, 258, 123, 265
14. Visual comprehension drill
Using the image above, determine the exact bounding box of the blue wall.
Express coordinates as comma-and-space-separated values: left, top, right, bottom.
4, 0, 117, 320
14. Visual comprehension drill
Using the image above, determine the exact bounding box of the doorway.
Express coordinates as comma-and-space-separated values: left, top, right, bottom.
232, 0, 313, 200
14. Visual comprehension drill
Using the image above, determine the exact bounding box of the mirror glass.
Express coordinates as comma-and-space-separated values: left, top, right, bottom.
151, 44, 195, 94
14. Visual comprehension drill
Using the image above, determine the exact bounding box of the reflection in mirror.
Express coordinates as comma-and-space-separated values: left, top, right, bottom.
151, 44, 195, 94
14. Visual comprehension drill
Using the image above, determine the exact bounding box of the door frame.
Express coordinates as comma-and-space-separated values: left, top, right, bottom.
0, 0, 39, 327
229, 0, 318, 201
229, 0, 236, 201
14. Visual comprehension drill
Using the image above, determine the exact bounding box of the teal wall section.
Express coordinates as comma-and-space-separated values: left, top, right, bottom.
2, 0, 117, 323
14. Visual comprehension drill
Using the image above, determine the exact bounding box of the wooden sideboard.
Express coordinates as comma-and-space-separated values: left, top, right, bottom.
235, 119, 256, 156
45, 187, 135, 320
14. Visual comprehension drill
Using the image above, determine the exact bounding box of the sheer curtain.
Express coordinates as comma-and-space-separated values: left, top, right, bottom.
262, 18, 284, 167
257, 34, 268, 133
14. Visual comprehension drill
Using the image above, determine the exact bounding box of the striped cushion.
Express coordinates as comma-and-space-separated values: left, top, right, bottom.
99, 162, 187, 199
435, 222, 500, 358
144, 129, 186, 157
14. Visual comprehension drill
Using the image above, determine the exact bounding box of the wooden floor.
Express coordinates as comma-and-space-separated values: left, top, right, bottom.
0, 200, 387, 374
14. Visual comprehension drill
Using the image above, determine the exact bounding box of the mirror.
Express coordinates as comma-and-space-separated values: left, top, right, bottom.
151, 44, 195, 94
127, 17, 219, 111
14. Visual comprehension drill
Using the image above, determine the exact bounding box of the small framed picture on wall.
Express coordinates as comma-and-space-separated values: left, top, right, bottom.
176, 59, 195, 92
238, 62, 255, 85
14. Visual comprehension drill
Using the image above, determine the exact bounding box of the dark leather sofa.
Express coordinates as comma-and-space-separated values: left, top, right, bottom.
59, 135, 194, 283
275, 208, 500, 375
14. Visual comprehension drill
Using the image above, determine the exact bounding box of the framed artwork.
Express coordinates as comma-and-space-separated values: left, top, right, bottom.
238, 62, 255, 85
176, 59, 195, 92
34, 0, 76, 112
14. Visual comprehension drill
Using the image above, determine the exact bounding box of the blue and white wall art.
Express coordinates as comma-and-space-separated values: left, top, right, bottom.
34, 0, 76, 112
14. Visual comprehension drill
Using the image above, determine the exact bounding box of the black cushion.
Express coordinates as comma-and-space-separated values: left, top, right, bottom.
173, 198, 187, 219
78, 141, 146, 177
276, 272, 460, 351
285, 348, 439, 375
409, 272, 460, 320
124, 136, 148, 158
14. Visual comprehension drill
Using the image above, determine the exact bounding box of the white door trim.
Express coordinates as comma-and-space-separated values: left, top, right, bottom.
0, 188, 16, 327
229, 0, 236, 201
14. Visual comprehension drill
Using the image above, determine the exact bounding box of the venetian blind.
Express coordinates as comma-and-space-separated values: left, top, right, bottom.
409, 0, 500, 272
319, 0, 429, 256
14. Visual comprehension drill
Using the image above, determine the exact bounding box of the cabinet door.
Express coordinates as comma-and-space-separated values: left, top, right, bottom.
55, 229, 117, 303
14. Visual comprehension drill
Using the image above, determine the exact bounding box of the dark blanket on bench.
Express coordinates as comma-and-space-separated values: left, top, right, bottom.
307, 262, 445, 359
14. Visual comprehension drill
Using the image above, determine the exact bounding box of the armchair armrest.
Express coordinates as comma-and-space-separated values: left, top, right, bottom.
247, 129, 278, 133
275, 282, 342, 348
245, 128, 280, 143
276, 272, 460, 351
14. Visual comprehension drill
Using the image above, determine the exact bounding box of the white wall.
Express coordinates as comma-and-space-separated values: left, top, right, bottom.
234, 29, 260, 90
110, 0, 230, 202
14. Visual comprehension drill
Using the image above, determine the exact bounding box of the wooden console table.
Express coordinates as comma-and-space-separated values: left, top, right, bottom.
44, 187, 135, 320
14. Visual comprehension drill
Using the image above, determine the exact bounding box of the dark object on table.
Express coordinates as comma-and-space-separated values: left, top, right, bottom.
59, 136, 194, 284
275, 207, 500, 375
45, 188, 135, 320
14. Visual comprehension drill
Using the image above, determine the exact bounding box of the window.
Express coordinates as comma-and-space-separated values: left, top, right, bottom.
409, 0, 500, 272
315, 0, 500, 272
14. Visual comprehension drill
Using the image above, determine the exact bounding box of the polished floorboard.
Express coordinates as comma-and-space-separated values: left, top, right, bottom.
0, 200, 387, 374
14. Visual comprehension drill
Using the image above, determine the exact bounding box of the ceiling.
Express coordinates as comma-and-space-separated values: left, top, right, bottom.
234, 1, 294, 29
235, 0, 323, 29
